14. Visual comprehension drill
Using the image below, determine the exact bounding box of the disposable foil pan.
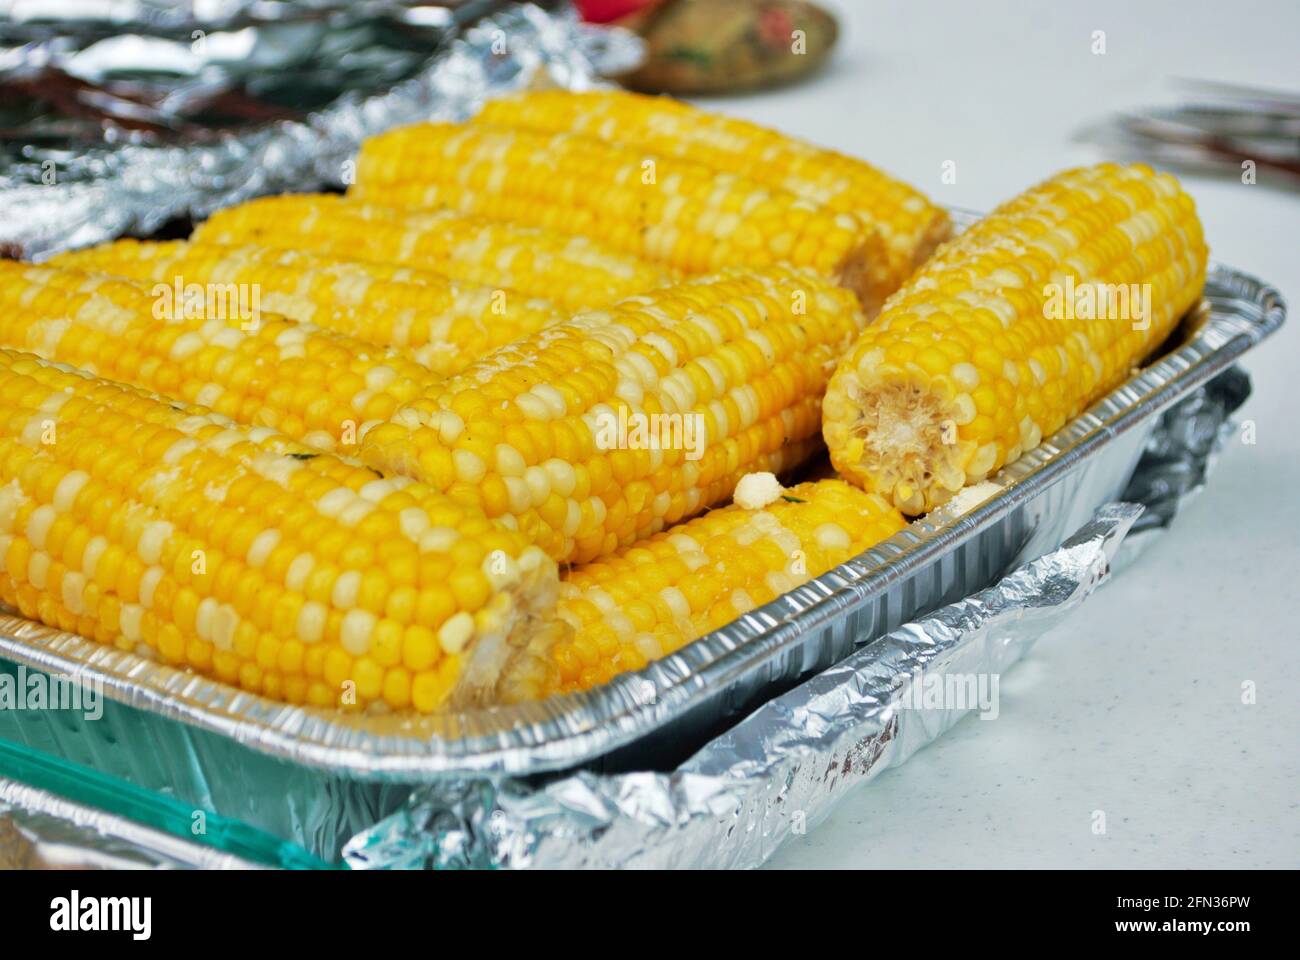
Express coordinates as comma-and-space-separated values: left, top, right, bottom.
344, 502, 1144, 869
0, 258, 1286, 861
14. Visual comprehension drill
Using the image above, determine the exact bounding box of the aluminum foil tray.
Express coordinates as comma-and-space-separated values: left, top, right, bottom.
0, 253, 1283, 861
344, 502, 1145, 869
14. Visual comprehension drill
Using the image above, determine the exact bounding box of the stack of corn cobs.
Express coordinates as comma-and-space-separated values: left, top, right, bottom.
0, 90, 1208, 713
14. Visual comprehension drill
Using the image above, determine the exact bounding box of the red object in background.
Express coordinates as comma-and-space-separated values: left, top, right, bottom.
758, 6, 795, 48
574, 0, 665, 23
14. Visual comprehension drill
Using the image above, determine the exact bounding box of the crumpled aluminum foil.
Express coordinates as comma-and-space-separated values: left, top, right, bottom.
1111, 365, 1249, 568
0, 1, 642, 256
342, 503, 1141, 869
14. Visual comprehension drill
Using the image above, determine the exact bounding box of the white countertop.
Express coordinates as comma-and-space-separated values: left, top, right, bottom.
692, 0, 1300, 869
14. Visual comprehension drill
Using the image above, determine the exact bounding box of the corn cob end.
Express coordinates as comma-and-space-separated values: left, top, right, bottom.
823, 363, 977, 514
834, 231, 891, 317
824, 162, 1207, 516
912, 207, 954, 272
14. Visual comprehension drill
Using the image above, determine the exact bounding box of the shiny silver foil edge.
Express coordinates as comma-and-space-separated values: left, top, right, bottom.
0, 775, 260, 869
1109, 364, 1250, 570
1, 3, 643, 257
0, 0, 443, 35
343, 504, 1140, 869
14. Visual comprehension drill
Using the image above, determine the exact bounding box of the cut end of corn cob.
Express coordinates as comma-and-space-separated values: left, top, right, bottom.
824, 162, 1208, 514
824, 366, 978, 514
358, 265, 868, 565
835, 240, 891, 319
0, 347, 560, 713
540, 478, 905, 696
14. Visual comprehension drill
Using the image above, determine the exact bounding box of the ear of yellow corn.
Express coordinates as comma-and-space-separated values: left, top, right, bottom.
823, 162, 1208, 514
0, 261, 439, 453
359, 265, 869, 565
51, 239, 564, 377
0, 348, 557, 712
190, 194, 675, 313
475, 89, 950, 288
352, 122, 892, 315
540, 477, 905, 696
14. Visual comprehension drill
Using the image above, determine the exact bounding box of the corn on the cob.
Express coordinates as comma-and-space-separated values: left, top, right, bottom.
189, 194, 675, 313
476, 89, 950, 287
359, 265, 868, 565
542, 477, 905, 696
0, 261, 438, 453
52, 239, 564, 377
0, 348, 557, 712
352, 122, 892, 315
823, 163, 1208, 514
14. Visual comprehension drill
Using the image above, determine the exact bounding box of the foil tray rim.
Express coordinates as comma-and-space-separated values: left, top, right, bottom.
0, 255, 1286, 780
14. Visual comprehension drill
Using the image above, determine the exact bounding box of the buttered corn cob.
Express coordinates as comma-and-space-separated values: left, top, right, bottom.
0, 348, 557, 712
823, 163, 1208, 514
476, 89, 950, 288
542, 477, 905, 696
191, 194, 675, 313
353, 122, 892, 315
0, 261, 438, 452
52, 239, 563, 377
359, 266, 868, 565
